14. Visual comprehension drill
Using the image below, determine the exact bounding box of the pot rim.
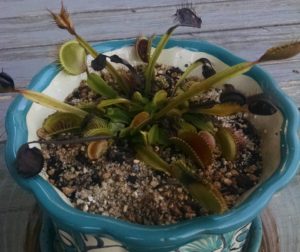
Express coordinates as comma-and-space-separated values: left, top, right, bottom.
5, 38, 300, 247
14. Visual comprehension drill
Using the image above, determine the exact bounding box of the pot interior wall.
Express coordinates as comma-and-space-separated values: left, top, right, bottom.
26, 46, 283, 206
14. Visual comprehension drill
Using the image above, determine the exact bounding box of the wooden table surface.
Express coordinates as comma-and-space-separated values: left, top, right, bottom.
0, 0, 299, 251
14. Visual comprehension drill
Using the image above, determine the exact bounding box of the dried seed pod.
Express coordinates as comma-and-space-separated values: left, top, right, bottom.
91, 54, 107, 71
135, 36, 149, 63
258, 41, 300, 62
48, 2, 76, 35
87, 140, 109, 160
220, 86, 246, 105
215, 127, 237, 161
174, 7, 202, 28
0, 71, 15, 92
247, 94, 277, 115
16, 144, 44, 178
202, 63, 216, 79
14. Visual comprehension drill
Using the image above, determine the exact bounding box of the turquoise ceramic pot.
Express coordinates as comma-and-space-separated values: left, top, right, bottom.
5, 38, 300, 252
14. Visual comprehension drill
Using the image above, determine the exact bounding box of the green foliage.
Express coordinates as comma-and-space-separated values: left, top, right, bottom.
42, 112, 83, 136
87, 73, 118, 98
58, 40, 87, 75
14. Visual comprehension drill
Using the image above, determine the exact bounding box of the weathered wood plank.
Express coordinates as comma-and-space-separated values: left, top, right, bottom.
0, 0, 299, 50
1, 24, 299, 87
0, 96, 13, 141
0, 143, 36, 252
0, 0, 235, 19
268, 173, 300, 252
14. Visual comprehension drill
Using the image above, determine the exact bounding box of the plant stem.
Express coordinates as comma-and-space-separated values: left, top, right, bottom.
75, 34, 130, 94
154, 61, 255, 120
28, 135, 112, 146
144, 25, 178, 95
19, 89, 88, 118
172, 60, 204, 95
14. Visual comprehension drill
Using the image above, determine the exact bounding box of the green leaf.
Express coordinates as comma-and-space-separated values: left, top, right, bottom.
135, 145, 170, 173
166, 108, 185, 118
183, 114, 214, 133
154, 61, 254, 119
20, 90, 87, 118
177, 120, 197, 135
58, 40, 87, 75
82, 116, 113, 137
215, 127, 237, 161
174, 58, 205, 92
76, 102, 105, 116
84, 128, 113, 137
170, 161, 227, 213
97, 98, 130, 108
132, 91, 149, 104
170, 136, 204, 168
152, 90, 168, 107
87, 73, 118, 98
108, 122, 125, 135
144, 25, 178, 95
148, 124, 169, 145
42, 112, 83, 135
193, 103, 247, 116
84, 117, 108, 130
139, 131, 149, 145
106, 107, 131, 124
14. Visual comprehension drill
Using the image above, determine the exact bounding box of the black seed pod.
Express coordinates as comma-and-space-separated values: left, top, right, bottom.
199, 58, 216, 79
175, 7, 202, 28
109, 54, 134, 71
16, 144, 44, 178
0, 71, 15, 92
91, 54, 107, 71
220, 87, 246, 105
247, 94, 277, 115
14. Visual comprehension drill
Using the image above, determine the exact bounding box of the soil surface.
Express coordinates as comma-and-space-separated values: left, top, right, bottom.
40, 64, 262, 225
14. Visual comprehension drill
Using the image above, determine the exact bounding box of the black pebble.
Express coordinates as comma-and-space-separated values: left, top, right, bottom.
127, 175, 137, 184
236, 174, 254, 189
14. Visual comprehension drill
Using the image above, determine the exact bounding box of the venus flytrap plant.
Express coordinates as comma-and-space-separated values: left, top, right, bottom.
2, 3, 300, 215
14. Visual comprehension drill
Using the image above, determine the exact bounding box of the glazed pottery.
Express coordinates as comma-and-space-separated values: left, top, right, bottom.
5, 38, 300, 252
